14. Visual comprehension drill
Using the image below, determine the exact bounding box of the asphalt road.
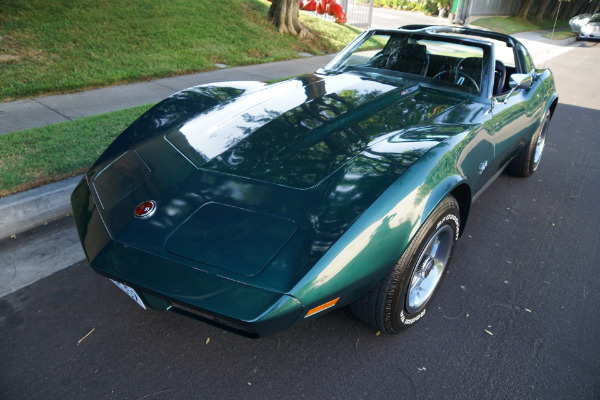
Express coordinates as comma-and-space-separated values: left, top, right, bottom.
2, 43, 599, 400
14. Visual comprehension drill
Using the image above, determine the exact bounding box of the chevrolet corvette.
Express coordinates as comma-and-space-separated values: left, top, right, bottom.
72, 25, 558, 337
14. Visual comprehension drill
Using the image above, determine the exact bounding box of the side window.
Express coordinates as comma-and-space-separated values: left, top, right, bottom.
516, 43, 535, 73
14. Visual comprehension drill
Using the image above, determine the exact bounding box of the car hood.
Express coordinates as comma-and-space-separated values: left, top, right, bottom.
164, 72, 459, 188
86, 72, 476, 292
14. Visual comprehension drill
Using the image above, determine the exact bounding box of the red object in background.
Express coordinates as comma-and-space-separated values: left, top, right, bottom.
326, 2, 334, 15
329, 2, 342, 16
329, 3, 344, 18
301, 0, 347, 25
316, 0, 326, 14
300, 0, 305, 8
303, 0, 317, 11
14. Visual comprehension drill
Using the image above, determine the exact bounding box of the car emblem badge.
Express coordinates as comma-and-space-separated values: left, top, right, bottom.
134, 200, 157, 219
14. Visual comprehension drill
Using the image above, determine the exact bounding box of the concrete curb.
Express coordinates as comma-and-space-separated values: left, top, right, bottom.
513, 29, 579, 46
552, 36, 577, 46
0, 175, 83, 240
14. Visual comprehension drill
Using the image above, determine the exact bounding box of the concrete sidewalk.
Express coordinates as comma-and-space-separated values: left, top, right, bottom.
0, 54, 337, 135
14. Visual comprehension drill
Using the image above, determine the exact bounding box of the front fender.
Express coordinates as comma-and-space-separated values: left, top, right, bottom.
538, 68, 558, 120
287, 131, 471, 323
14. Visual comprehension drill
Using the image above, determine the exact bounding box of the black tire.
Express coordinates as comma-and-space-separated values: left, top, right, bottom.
350, 195, 460, 334
508, 110, 551, 177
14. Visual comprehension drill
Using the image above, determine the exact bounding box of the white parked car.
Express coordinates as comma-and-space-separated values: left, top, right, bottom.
569, 13, 592, 33
577, 14, 600, 40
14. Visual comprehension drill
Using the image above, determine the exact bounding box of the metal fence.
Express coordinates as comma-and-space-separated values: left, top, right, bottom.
465, 0, 523, 17
305, 0, 374, 29
456, 0, 560, 23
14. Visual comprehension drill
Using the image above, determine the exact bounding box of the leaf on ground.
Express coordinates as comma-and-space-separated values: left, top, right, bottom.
376, 331, 380, 336
77, 328, 95, 345
206, 338, 210, 344
525, 308, 532, 313
484, 329, 493, 336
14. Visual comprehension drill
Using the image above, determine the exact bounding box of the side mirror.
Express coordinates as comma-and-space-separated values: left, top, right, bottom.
509, 73, 533, 90
503, 73, 533, 103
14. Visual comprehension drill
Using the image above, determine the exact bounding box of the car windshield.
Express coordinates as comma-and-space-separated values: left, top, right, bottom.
325, 31, 487, 95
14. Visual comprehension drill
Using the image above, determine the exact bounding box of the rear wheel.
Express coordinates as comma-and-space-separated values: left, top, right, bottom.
508, 110, 550, 177
350, 195, 460, 334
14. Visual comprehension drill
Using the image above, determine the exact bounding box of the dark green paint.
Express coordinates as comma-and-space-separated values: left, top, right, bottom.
72, 28, 558, 337
166, 203, 297, 276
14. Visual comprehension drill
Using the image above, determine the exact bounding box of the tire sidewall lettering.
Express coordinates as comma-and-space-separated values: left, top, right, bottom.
400, 308, 426, 325
436, 213, 460, 240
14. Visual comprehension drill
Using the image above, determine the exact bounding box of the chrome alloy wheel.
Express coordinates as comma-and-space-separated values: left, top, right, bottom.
406, 225, 454, 314
533, 118, 548, 171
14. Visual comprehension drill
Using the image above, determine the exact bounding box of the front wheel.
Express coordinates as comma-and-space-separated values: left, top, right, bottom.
350, 195, 460, 334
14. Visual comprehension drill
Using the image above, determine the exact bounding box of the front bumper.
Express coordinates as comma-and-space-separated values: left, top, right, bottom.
578, 30, 600, 39
71, 178, 305, 337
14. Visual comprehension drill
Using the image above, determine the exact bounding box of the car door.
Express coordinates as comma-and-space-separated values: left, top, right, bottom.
491, 43, 544, 168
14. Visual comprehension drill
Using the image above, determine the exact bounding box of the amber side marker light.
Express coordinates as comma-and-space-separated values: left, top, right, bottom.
305, 297, 340, 318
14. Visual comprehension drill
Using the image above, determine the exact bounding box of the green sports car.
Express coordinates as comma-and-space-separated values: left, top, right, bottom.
71, 26, 558, 337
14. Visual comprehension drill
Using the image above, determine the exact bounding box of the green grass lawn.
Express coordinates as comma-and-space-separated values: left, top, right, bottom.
0, 0, 361, 101
0, 104, 153, 196
471, 16, 568, 35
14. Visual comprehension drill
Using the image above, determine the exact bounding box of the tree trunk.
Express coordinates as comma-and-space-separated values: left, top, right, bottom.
586, 1, 600, 13
562, 0, 583, 19
573, 0, 593, 16
549, 0, 561, 20
558, 0, 574, 19
268, 0, 310, 38
517, 0, 535, 20
535, 0, 553, 20
583, 2, 594, 13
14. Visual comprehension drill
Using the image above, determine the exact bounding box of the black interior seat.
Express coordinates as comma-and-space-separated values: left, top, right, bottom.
386, 43, 429, 75
493, 60, 507, 95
